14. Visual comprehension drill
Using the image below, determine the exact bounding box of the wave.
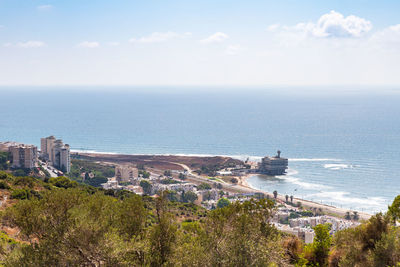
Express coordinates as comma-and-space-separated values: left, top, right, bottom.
289, 158, 342, 162
324, 163, 353, 170
282, 176, 331, 190
306, 191, 387, 209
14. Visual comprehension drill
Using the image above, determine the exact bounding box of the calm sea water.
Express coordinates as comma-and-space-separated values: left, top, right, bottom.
1, 88, 399, 213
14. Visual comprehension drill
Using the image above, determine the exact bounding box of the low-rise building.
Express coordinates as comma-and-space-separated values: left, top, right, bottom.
115, 165, 139, 183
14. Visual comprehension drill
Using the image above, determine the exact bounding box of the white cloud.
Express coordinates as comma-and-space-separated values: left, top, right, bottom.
200, 32, 229, 44
107, 42, 120, 46
16, 41, 46, 48
267, 24, 280, 32
371, 24, 400, 47
3, 43, 12, 47
77, 41, 100, 48
37, 5, 53, 11
295, 11, 372, 38
225, 45, 243, 55
129, 32, 186, 43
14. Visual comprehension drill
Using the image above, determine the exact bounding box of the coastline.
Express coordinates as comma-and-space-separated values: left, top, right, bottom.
74, 151, 372, 220
239, 173, 372, 220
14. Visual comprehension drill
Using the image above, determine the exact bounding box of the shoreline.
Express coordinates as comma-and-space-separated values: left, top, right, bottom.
75, 151, 372, 220
238, 173, 372, 220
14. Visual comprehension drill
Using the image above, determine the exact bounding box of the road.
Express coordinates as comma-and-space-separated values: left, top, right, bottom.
39, 161, 58, 178
170, 162, 257, 194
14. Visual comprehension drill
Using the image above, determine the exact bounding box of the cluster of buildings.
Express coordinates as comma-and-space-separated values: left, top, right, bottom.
0, 136, 71, 173
288, 215, 360, 234
272, 207, 360, 243
40, 136, 71, 173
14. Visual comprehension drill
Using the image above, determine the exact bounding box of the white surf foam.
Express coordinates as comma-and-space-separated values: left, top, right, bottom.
289, 158, 342, 162
324, 163, 353, 170
282, 176, 331, 190
306, 191, 387, 208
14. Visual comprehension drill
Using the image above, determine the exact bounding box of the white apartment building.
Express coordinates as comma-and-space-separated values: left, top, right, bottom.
40, 136, 71, 173
9, 144, 38, 169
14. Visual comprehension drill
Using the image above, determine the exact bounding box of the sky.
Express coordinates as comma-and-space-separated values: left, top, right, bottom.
1, 0, 400, 87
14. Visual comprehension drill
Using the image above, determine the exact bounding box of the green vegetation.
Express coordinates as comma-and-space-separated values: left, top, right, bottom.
160, 179, 181, 184
217, 197, 230, 208
197, 183, 211, 190
68, 159, 114, 187
139, 169, 150, 178
0, 152, 10, 170
0, 170, 399, 266
140, 180, 152, 195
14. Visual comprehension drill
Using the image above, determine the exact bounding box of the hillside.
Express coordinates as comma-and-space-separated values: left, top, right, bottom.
0, 171, 398, 266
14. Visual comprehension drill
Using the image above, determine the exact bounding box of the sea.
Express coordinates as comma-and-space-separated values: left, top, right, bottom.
1, 87, 399, 214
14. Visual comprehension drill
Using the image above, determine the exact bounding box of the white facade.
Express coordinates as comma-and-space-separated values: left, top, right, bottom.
41, 136, 70, 173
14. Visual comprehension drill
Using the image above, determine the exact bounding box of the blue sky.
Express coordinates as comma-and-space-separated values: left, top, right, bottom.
1, 0, 400, 87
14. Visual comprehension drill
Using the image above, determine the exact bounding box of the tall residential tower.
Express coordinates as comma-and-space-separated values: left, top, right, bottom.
40, 136, 71, 173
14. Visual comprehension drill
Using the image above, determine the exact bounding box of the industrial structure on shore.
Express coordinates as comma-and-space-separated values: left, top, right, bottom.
258, 150, 288, 175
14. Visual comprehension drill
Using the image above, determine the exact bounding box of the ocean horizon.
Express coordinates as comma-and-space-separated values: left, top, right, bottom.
1, 87, 400, 214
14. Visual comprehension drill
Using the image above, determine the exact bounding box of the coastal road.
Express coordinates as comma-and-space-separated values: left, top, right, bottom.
170, 162, 257, 194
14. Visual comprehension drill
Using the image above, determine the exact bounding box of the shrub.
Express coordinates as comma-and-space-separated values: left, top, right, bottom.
0, 172, 9, 180
11, 189, 29, 200
0, 181, 10, 190
49, 176, 78, 189
197, 183, 211, 190
13, 177, 35, 188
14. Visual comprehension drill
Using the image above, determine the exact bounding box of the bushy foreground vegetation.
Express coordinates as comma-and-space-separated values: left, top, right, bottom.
0, 171, 399, 266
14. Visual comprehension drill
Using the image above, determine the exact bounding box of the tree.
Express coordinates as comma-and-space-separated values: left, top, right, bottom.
183, 191, 198, 203
178, 173, 186, 180
273, 190, 278, 199
305, 224, 331, 266
204, 198, 285, 266
388, 195, 400, 223
197, 183, 211, 190
49, 176, 78, 189
164, 170, 172, 177
203, 191, 212, 201
0, 152, 10, 170
140, 180, 152, 195
290, 195, 293, 203
84, 172, 90, 181
285, 195, 289, 203
216, 183, 223, 189
352, 211, 359, 221
230, 178, 238, 184
345, 211, 352, 220
217, 198, 230, 209
149, 192, 177, 266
